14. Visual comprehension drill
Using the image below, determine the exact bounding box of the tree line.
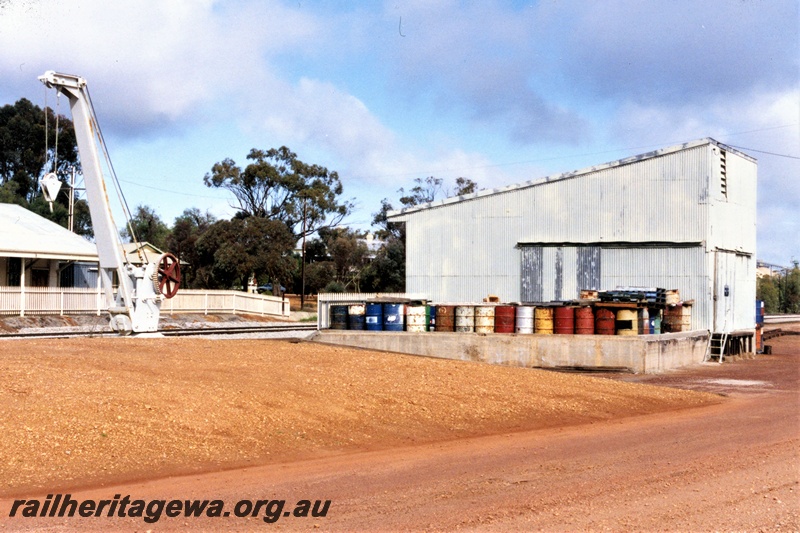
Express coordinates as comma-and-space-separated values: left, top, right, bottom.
124, 173, 475, 297
1, 98, 475, 301
757, 263, 800, 314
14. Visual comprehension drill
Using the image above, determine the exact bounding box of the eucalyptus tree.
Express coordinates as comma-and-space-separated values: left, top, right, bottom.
204, 146, 353, 239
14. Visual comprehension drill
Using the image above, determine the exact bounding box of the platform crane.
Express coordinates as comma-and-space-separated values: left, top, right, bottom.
39, 71, 180, 334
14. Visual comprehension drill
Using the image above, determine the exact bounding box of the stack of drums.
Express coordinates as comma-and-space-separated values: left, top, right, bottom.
553, 306, 575, 334
534, 307, 554, 334
649, 309, 662, 334
575, 306, 594, 334
494, 306, 516, 333
332, 301, 661, 336
637, 308, 650, 335
406, 305, 427, 333
616, 309, 637, 336
330, 305, 348, 330
365, 303, 383, 331
383, 303, 405, 331
595, 308, 615, 335
515, 306, 534, 334
474, 306, 495, 333
347, 304, 366, 330
435, 305, 455, 332
455, 306, 475, 332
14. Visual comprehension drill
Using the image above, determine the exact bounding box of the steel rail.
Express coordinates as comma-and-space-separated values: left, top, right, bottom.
161, 324, 317, 337
0, 323, 317, 340
764, 314, 800, 324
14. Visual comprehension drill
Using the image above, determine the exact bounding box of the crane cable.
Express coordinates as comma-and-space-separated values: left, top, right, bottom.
43, 88, 61, 174
43, 86, 47, 170
81, 84, 146, 264
54, 91, 59, 173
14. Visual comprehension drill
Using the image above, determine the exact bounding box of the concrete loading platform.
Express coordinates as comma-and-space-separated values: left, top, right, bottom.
314, 330, 711, 374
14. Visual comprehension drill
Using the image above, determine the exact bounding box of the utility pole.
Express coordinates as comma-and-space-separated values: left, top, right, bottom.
301, 196, 307, 310
68, 166, 75, 232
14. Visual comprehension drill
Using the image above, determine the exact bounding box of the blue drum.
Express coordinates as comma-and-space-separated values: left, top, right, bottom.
365, 303, 383, 331
329, 305, 348, 330
382, 303, 405, 331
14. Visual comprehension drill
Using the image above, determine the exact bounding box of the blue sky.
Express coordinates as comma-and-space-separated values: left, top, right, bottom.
1, 0, 798, 265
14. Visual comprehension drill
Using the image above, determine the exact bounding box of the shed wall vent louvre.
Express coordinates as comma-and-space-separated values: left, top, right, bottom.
720, 149, 728, 198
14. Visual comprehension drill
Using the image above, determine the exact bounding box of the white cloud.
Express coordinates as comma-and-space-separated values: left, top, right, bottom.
0, 0, 319, 134
379, 1, 588, 143
609, 86, 800, 264
255, 77, 396, 164
610, 88, 799, 150
559, 0, 799, 104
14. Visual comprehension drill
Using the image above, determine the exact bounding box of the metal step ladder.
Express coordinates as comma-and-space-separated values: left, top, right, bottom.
706, 307, 730, 364
707, 332, 729, 363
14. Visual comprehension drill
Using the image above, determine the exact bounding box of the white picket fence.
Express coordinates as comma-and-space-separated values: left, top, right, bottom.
0, 287, 289, 317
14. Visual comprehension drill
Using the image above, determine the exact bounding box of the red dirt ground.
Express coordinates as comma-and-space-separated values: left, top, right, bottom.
0, 335, 797, 531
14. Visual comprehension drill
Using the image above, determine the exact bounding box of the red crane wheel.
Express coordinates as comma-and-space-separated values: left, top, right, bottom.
156, 253, 181, 299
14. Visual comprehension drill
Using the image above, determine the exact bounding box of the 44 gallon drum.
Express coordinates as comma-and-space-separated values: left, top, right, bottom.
474, 305, 495, 334
515, 306, 534, 334
347, 304, 366, 330
329, 305, 348, 330
406, 305, 427, 333
494, 305, 515, 333
595, 308, 615, 335
455, 306, 475, 333
365, 303, 383, 331
575, 306, 594, 335
553, 306, 575, 334
534, 307, 553, 334
383, 303, 405, 331
435, 305, 455, 332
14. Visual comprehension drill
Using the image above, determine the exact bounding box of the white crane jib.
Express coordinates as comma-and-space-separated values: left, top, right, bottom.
38, 71, 180, 334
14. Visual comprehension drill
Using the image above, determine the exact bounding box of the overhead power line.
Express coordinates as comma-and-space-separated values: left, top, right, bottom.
726, 145, 800, 160
356, 123, 800, 181
117, 178, 224, 199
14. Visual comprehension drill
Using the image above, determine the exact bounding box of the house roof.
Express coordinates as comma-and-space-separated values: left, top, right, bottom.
122, 241, 163, 264
122, 242, 188, 265
387, 137, 755, 220
0, 203, 98, 261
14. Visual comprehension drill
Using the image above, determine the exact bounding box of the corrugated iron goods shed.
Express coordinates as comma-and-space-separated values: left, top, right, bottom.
387, 138, 757, 334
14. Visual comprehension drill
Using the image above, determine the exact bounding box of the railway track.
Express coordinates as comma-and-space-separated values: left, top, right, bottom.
162, 324, 317, 337
0, 323, 318, 340
764, 314, 800, 324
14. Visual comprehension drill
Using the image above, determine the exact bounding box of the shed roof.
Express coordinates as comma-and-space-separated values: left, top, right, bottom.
0, 203, 98, 261
387, 137, 755, 220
